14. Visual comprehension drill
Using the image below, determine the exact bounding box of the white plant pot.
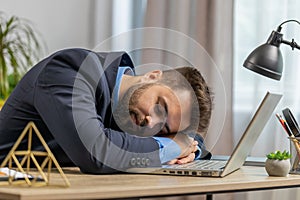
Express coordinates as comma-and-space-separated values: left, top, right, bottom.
265, 159, 291, 177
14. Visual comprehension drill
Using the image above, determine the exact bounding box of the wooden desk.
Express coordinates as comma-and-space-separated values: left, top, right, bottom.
0, 166, 300, 200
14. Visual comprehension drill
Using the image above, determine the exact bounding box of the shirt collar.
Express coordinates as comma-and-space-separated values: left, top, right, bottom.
112, 66, 134, 111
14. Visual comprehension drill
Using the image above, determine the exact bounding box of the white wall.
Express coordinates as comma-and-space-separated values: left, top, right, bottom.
1, 0, 94, 56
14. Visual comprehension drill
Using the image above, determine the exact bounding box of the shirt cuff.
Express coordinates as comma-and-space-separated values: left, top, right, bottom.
153, 137, 181, 164
194, 146, 202, 160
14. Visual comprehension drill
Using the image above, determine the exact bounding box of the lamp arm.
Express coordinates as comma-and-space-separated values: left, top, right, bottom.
276, 19, 300, 32
281, 39, 300, 50
275, 19, 300, 50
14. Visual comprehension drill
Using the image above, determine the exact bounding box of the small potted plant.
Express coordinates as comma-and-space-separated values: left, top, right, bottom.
265, 150, 291, 177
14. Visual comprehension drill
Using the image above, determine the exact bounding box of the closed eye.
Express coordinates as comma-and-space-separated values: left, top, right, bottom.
157, 97, 170, 134
157, 97, 168, 113
164, 122, 170, 134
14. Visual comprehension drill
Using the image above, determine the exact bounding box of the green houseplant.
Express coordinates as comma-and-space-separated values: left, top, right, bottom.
265, 150, 291, 177
0, 12, 45, 103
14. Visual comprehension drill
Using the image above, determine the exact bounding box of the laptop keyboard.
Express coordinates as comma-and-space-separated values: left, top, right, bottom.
165, 160, 227, 170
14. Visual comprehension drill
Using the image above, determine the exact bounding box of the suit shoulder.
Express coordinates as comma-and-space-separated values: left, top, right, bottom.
52, 48, 93, 57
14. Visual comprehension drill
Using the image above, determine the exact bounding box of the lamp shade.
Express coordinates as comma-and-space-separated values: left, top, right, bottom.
243, 43, 283, 80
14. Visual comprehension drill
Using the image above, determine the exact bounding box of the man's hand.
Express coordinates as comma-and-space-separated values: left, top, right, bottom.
167, 142, 198, 164
163, 133, 198, 162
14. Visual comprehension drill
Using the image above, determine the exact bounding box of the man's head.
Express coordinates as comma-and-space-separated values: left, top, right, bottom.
113, 67, 212, 138
161, 67, 213, 137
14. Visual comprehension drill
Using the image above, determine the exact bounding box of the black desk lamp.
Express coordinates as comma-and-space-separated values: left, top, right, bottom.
243, 19, 300, 80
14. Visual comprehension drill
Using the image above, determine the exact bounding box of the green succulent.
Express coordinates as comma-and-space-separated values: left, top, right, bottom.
266, 150, 291, 160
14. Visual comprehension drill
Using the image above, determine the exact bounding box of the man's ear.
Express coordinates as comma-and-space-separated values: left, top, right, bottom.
141, 70, 163, 83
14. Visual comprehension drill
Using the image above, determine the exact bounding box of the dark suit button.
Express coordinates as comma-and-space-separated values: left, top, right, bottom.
130, 158, 136, 166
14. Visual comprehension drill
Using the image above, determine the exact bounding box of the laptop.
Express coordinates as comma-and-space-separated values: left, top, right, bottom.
126, 91, 282, 177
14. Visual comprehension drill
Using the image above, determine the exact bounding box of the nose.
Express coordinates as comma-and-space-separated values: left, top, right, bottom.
145, 104, 167, 128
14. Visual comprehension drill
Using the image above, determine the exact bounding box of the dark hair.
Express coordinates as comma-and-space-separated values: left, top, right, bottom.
160, 67, 213, 137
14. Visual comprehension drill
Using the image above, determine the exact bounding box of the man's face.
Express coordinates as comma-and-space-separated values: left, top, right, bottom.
113, 83, 193, 136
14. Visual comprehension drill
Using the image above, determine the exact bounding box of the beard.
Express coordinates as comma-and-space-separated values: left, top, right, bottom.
113, 83, 164, 136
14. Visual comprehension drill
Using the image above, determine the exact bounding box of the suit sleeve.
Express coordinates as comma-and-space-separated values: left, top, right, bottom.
34, 49, 161, 174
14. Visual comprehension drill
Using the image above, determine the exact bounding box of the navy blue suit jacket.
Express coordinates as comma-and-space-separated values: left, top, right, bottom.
0, 48, 161, 173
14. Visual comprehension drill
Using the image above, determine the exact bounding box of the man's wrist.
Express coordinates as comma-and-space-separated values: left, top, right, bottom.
153, 137, 181, 164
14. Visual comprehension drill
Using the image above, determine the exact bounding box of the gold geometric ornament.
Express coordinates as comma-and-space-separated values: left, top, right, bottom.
0, 121, 70, 187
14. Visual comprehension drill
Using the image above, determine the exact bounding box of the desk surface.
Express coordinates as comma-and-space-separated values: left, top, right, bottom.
1, 166, 300, 200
